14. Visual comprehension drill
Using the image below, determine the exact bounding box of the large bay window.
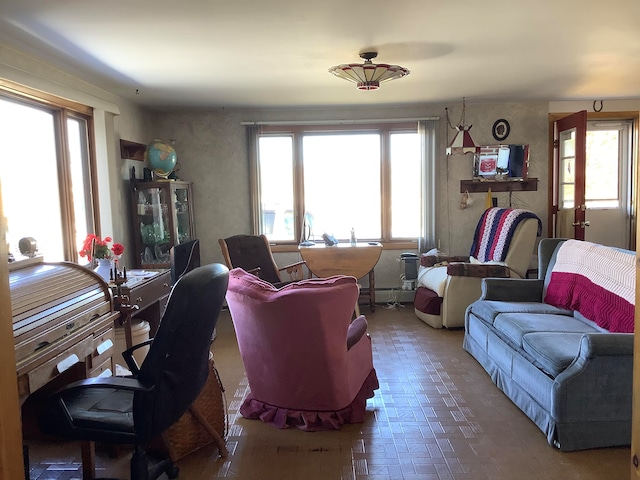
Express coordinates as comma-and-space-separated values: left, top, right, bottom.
0, 81, 97, 262
249, 120, 437, 248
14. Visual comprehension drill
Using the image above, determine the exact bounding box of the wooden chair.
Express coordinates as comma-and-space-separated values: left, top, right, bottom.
218, 234, 306, 287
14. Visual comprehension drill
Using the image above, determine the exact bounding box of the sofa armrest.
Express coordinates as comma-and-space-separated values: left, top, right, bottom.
420, 254, 469, 267
447, 262, 510, 278
574, 332, 634, 358
479, 278, 544, 301
552, 333, 633, 426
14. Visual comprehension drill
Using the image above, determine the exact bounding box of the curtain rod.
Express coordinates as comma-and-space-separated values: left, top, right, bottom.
240, 117, 439, 126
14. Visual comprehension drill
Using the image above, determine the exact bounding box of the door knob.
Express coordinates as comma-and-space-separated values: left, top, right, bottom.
572, 221, 591, 228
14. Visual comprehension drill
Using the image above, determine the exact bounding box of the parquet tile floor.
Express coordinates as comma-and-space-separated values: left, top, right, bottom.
26, 304, 629, 479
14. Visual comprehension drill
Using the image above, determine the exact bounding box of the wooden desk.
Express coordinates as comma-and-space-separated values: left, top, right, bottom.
299, 242, 383, 311
113, 269, 171, 348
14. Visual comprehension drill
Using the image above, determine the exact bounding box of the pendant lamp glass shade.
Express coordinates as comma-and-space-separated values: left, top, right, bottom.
445, 98, 479, 155
329, 52, 410, 90
446, 127, 479, 155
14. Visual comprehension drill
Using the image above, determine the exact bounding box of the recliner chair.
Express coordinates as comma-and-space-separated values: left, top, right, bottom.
414, 208, 541, 329
225, 267, 379, 431
39, 263, 229, 480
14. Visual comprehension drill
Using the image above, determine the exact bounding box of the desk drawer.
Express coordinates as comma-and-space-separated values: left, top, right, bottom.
91, 326, 115, 370
19, 334, 93, 396
90, 358, 114, 378
130, 273, 171, 312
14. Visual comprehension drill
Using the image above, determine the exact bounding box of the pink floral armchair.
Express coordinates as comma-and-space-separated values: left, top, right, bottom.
225, 268, 379, 431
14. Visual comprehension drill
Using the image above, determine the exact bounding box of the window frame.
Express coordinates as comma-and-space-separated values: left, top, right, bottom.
249, 121, 422, 249
0, 79, 99, 262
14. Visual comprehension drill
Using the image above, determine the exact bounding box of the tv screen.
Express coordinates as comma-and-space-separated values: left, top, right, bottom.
170, 239, 200, 284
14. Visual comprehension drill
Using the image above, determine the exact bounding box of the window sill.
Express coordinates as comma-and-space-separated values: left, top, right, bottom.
270, 241, 419, 253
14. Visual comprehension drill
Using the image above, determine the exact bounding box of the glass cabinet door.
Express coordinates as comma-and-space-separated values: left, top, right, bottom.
172, 184, 193, 245
131, 180, 195, 268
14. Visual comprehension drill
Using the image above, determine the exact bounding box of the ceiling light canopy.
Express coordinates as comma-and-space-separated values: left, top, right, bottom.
329, 52, 410, 91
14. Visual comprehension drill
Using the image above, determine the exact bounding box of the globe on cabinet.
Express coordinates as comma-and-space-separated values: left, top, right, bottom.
144, 139, 177, 179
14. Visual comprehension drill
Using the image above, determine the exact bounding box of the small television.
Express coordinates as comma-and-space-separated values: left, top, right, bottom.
170, 239, 201, 284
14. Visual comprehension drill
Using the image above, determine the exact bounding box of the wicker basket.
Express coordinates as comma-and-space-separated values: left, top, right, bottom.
161, 353, 228, 461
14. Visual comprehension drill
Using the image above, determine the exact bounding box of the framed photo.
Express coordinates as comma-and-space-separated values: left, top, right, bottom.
492, 119, 510, 141
478, 154, 498, 176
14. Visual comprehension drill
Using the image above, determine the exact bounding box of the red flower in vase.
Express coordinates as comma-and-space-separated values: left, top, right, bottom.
79, 234, 125, 261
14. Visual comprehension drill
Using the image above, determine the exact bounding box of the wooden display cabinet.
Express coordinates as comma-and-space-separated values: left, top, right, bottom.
130, 180, 195, 269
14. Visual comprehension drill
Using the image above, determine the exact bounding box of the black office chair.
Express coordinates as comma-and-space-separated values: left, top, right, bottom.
170, 239, 201, 284
39, 263, 229, 480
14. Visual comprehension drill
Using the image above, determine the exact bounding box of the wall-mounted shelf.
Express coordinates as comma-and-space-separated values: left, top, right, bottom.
120, 139, 146, 161
460, 178, 538, 193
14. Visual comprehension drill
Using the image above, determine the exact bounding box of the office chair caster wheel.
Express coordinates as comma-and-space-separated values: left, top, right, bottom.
166, 465, 179, 478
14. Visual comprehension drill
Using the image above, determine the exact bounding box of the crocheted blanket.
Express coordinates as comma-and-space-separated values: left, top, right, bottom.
470, 208, 542, 262
544, 240, 635, 333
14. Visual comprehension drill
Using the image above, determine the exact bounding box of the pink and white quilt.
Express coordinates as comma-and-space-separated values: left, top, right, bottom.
544, 240, 635, 333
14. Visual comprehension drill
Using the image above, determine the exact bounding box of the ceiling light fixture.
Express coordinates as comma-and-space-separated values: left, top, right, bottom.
446, 97, 479, 155
329, 52, 410, 91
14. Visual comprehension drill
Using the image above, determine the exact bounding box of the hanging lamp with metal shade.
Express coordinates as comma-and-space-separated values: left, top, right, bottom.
329, 52, 410, 91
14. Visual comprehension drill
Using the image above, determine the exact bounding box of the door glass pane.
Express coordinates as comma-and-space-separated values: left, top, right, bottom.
560, 158, 574, 183
0, 98, 64, 260
562, 185, 575, 209
390, 132, 420, 238
559, 129, 576, 211
258, 136, 294, 241
303, 133, 381, 240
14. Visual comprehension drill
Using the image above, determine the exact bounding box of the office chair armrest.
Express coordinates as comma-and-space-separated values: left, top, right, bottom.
446, 262, 510, 278
278, 260, 306, 280
420, 255, 470, 267
122, 338, 154, 374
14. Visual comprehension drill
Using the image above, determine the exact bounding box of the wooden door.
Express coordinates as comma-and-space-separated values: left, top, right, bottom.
552, 110, 587, 239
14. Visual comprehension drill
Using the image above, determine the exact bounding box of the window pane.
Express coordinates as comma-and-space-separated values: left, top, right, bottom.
303, 134, 381, 240
68, 116, 93, 256
585, 129, 619, 207
258, 136, 294, 241
0, 98, 65, 260
390, 132, 420, 238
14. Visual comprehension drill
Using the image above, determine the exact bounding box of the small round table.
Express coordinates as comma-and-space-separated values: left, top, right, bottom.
298, 242, 383, 311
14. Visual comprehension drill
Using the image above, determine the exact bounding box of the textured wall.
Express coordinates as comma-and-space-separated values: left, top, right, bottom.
150, 102, 549, 291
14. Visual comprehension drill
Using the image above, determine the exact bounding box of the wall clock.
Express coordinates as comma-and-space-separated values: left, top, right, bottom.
492, 119, 511, 141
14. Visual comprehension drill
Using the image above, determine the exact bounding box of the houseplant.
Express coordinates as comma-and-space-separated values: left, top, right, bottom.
79, 234, 125, 281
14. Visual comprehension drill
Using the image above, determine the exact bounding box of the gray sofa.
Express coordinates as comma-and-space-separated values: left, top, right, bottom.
463, 238, 634, 451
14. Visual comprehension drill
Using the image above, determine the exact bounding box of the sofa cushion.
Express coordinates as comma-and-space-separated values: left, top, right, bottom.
522, 332, 585, 378
469, 300, 572, 326
493, 312, 599, 348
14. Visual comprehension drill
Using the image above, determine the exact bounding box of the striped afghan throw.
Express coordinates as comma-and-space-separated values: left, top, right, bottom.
544, 240, 635, 333
469, 208, 542, 262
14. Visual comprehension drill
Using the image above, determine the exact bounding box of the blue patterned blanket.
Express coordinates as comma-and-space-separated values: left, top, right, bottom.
470, 208, 541, 262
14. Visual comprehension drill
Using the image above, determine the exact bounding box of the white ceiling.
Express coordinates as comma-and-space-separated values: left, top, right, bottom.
1, 0, 639, 109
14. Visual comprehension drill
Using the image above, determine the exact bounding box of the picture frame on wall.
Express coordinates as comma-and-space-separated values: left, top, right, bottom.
478, 154, 498, 176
